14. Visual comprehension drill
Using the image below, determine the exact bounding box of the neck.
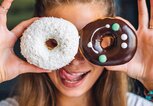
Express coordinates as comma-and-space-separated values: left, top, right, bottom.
56, 90, 95, 106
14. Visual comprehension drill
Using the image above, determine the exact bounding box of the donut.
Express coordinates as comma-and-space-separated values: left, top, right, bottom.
20, 17, 80, 70
79, 17, 137, 66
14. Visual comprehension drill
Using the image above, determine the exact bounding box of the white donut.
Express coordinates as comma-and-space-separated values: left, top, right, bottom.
20, 17, 80, 70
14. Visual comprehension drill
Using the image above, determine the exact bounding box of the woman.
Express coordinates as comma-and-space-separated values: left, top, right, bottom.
0, 0, 153, 106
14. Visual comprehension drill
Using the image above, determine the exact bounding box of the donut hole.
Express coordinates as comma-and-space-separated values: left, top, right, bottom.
100, 35, 114, 49
45, 39, 58, 50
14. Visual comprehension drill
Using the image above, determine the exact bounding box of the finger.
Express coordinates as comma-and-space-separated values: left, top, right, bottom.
16, 58, 50, 74
11, 17, 39, 38
138, 0, 149, 28
150, 0, 153, 28
1, 0, 13, 9
19, 62, 50, 74
0, 0, 14, 24
115, 16, 136, 32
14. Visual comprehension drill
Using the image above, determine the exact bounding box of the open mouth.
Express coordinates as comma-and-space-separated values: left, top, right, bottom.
58, 69, 90, 88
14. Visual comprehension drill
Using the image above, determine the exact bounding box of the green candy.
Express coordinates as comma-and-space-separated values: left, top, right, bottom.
112, 23, 120, 31
99, 55, 107, 63
149, 90, 153, 95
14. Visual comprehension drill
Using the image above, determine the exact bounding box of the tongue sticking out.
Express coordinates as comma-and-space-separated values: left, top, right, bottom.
59, 69, 87, 81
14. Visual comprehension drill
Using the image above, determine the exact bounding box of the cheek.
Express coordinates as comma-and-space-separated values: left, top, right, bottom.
47, 71, 58, 84
90, 62, 104, 72
89, 65, 104, 82
93, 66, 104, 79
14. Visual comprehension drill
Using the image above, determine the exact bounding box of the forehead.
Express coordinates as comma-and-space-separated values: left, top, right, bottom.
46, 3, 107, 30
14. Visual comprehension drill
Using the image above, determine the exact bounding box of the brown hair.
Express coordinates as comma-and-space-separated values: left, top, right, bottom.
34, 0, 115, 17
18, 0, 128, 106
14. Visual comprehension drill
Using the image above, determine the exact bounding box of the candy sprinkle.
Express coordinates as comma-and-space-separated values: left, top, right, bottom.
99, 55, 107, 63
112, 23, 120, 31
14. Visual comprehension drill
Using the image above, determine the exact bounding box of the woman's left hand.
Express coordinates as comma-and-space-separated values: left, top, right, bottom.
106, 0, 153, 90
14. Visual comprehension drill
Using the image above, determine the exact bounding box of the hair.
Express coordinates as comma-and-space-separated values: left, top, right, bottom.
18, 0, 128, 106
34, 0, 115, 17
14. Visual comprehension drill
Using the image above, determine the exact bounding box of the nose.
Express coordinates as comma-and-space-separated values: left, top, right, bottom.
70, 50, 85, 65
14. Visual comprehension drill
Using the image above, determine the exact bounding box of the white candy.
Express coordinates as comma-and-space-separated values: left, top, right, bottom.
87, 42, 92, 48
105, 24, 110, 28
121, 42, 128, 49
121, 34, 128, 41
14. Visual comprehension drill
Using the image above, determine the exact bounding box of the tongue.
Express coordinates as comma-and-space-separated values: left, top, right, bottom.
59, 69, 83, 81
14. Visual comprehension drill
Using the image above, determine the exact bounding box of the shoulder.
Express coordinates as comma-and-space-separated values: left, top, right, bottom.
0, 97, 19, 106
127, 92, 153, 106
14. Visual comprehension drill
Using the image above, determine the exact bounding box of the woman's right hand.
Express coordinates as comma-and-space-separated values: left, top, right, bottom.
0, 0, 48, 83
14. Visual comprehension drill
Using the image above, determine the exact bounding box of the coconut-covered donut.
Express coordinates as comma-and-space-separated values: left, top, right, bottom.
80, 17, 137, 66
20, 17, 80, 70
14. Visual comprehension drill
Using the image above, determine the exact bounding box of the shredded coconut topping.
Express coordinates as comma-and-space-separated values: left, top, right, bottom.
20, 17, 79, 70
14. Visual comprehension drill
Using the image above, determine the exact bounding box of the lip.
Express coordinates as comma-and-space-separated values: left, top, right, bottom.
58, 69, 90, 88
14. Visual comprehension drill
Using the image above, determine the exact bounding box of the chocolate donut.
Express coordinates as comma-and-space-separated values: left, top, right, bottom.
80, 18, 137, 66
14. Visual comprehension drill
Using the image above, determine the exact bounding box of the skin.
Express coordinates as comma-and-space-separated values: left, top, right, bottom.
106, 0, 153, 90
0, 0, 153, 105
46, 3, 105, 106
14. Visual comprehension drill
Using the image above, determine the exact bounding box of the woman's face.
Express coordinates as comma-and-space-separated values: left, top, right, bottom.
47, 3, 106, 97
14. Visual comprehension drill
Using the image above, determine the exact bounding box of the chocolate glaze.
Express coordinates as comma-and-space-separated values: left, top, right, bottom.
80, 18, 137, 66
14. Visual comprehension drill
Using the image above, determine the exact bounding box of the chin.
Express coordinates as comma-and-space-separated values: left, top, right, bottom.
60, 88, 89, 97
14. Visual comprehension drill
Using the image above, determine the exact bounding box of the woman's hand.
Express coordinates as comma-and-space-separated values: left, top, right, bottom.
106, 0, 153, 90
0, 0, 48, 83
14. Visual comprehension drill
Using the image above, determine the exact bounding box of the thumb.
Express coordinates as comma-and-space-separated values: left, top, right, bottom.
105, 64, 128, 73
11, 17, 39, 38
105, 64, 143, 80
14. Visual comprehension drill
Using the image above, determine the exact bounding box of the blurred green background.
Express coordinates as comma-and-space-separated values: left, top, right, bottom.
0, 0, 35, 29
